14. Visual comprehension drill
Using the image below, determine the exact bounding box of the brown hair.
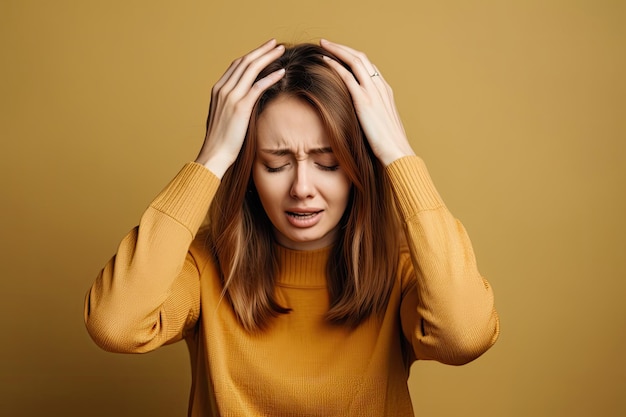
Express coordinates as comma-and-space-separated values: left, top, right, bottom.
207, 43, 400, 332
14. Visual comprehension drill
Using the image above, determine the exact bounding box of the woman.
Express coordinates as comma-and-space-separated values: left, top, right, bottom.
85, 39, 499, 416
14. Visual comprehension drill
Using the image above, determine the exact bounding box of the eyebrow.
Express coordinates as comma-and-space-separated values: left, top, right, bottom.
259, 147, 334, 156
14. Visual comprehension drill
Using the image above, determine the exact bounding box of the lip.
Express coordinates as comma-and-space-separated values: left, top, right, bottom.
285, 209, 323, 228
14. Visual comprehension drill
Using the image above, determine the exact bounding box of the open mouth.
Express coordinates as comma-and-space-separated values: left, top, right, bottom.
286, 211, 322, 219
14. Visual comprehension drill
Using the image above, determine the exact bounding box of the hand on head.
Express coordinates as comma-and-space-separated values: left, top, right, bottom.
196, 38, 415, 180
195, 39, 286, 178
319, 39, 415, 166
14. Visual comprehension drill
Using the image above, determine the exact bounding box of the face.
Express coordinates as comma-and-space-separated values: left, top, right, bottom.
252, 95, 352, 251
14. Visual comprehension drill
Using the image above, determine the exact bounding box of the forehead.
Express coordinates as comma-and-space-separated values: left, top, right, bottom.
256, 95, 330, 150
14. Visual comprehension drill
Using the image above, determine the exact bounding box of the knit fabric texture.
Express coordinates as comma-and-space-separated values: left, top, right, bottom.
84, 156, 499, 416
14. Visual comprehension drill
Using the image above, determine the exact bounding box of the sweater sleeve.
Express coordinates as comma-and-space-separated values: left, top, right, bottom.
84, 162, 220, 353
387, 156, 500, 365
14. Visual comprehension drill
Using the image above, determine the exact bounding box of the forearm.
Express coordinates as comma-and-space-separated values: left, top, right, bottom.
84, 163, 219, 353
389, 156, 499, 364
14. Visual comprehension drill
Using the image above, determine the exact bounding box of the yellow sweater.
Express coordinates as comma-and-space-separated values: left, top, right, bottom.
84, 156, 499, 416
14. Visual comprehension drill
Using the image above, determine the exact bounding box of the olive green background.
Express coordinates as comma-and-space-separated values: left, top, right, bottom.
1, 0, 624, 416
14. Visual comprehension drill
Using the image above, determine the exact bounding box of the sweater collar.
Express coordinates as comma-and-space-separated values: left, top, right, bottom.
275, 244, 330, 288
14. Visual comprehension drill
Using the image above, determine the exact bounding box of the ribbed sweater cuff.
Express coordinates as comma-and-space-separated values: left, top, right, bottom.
150, 162, 220, 234
386, 156, 445, 218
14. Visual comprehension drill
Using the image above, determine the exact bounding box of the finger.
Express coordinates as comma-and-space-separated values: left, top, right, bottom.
322, 55, 366, 101
212, 39, 276, 93
222, 39, 276, 83
208, 44, 283, 130
221, 42, 283, 96
228, 44, 285, 96
323, 54, 385, 110
322, 40, 368, 62
370, 64, 393, 104
244, 68, 286, 105
370, 64, 405, 135
207, 39, 277, 128
370, 64, 384, 82
320, 39, 376, 81
208, 58, 241, 129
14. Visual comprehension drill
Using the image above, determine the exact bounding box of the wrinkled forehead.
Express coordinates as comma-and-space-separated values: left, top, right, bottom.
255, 95, 331, 154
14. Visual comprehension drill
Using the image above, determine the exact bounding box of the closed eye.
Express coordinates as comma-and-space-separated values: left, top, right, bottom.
316, 163, 340, 172
264, 164, 288, 173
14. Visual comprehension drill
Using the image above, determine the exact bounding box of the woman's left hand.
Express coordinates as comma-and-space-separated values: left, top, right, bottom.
320, 39, 415, 166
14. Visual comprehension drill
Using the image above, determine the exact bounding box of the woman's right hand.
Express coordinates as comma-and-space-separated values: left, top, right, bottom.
195, 39, 286, 179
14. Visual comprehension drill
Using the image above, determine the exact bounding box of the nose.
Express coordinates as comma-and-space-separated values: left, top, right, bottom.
290, 161, 315, 199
